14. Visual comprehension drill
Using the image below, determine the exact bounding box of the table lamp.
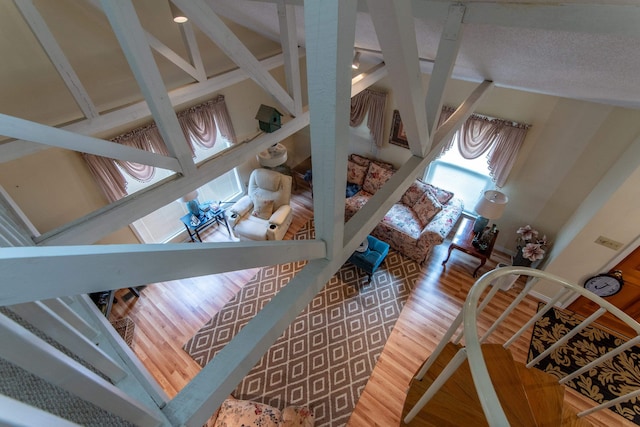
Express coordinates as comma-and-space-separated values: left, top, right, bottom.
472, 190, 508, 235
180, 190, 200, 215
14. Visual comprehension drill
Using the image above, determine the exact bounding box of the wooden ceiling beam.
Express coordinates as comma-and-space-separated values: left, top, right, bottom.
305, 0, 357, 261
0, 238, 325, 306
101, 0, 196, 176
174, 0, 295, 115
277, 0, 303, 117
367, 0, 429, 156
425, 4, 465, 141
0, 53, 290, 164
0, 114, 181, 171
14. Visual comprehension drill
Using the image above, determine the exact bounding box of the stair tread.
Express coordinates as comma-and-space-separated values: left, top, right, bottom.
516, 363, 565, 427
402, 343, 539, 426
561, 406, 594, 427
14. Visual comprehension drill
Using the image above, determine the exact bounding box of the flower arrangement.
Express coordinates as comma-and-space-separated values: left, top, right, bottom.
515, 225, 548, 263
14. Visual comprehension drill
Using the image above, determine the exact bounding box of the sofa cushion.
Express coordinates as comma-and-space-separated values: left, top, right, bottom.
401, 180, 430, 207
214, 398, 282, 427
362, 162, 393, 195
349, 153, 371, 167
383, 204, 424, 238
426, 183, 454, 205
413, 190, 443, 226
347, 160, 368, 186
252, 196, 274, 219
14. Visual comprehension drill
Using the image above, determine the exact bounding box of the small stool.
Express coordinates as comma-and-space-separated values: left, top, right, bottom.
348, 235, 390, 282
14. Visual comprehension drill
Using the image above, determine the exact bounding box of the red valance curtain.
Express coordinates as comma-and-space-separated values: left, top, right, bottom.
83, 95, 236, 202
436, 106, 530, 187
350, 88, 387, 147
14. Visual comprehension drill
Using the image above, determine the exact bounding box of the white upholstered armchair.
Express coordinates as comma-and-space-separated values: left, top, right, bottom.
227, 168, 293, 240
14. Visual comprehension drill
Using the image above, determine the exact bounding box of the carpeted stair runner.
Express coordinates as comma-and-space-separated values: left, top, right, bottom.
0, 307, 133, 426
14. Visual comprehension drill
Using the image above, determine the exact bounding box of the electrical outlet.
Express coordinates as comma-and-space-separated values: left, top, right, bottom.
595, 236, 623, 251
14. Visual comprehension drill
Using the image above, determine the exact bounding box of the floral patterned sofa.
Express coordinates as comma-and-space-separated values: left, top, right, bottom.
344, 154, 464, 264
210, 397, 314, 426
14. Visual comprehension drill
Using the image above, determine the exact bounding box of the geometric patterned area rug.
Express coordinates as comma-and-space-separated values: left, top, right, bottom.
183, 220, 425, 426
528, 304, 640, 425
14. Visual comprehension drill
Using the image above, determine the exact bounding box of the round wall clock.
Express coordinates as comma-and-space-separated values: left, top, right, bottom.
584, 270, 624, 297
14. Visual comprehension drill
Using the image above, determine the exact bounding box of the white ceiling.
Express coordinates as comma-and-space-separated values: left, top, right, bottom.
214, 0, 640, 109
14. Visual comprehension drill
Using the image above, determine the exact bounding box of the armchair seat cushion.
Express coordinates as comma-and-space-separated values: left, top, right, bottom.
212, 397, 314, 427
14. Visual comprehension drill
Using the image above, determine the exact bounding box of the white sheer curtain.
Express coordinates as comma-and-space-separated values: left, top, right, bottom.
83, 95, 236, 202
437, 106, 530, 187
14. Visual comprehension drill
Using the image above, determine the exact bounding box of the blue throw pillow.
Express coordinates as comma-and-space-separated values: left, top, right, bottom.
346, 183, 361, 198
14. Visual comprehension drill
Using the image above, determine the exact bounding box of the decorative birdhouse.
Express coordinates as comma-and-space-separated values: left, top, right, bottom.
255, 104, 283, 133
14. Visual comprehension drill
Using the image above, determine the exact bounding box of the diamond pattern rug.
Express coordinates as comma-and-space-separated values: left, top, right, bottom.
183, 220, 424, 426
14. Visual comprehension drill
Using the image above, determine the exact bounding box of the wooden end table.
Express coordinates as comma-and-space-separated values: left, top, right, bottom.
442, 217, 499, 277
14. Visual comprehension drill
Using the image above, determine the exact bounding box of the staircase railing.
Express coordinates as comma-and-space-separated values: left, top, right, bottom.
404, 266, 640, 426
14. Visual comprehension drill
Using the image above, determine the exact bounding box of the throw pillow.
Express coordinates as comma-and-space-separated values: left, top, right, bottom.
413, 190, 443, 226
281, 406, 315, 427
349, 153, 371, 167
213, 398, 281, 427
252, 197, 274, 220
362, 162, 393, 195
426, 183, 454, 205
347, 160, 369, 186
346, 183, 361, 198
401, 180, 430, 207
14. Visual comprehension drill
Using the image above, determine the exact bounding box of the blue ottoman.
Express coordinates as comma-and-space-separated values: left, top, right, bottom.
348, 235, 390, 282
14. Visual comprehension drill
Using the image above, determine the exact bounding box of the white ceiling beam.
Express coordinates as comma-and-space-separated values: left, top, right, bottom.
0, 114, 181, 171
174, 0, 295, 115
366, 0, 429, 157
277, 1, 303, 116
425, 4, 465, 141
35, 112, 310, 246
178, 21, 207, 82
351, 62, 387, 97
0, 239, 325, 305
14, 0, 98, 119
0, 53, 291, 164
100, 0, 196, 177
145, 32, 204, 83
0, 313, 165, 426
305, 0, 358, 261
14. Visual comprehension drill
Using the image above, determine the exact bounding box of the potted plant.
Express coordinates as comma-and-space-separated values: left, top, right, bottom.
513, 225, 548, 267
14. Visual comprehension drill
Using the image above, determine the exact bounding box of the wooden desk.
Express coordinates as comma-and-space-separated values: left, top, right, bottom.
442, 217, 499, 277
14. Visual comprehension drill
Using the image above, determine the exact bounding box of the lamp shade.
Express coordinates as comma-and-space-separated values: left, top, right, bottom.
474, 190, 509, 220
180, 190, 199, 203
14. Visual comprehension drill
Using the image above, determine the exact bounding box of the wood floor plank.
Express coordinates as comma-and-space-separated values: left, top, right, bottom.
109, 185, 635, 427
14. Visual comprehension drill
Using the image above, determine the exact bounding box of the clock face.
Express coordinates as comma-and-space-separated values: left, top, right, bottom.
584, 274, 623, 297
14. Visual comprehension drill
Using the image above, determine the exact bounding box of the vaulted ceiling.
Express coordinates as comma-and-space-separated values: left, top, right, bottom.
2, 0, 639, 140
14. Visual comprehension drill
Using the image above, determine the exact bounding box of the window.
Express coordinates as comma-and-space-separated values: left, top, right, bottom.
424, 135, 493, 216
124, 132, 243, 243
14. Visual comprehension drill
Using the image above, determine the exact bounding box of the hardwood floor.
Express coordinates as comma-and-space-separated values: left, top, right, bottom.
110, 184, 634, 427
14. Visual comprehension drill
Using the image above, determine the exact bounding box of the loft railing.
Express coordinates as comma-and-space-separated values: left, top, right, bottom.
404, 266, 640, 425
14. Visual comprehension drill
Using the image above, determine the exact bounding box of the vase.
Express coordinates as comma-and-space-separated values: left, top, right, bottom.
512, 247, 532, 267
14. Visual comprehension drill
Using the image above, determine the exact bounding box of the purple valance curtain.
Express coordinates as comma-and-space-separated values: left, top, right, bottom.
350, 88, 387, 147
436, 106, 530, 187
83, 95, 236, 202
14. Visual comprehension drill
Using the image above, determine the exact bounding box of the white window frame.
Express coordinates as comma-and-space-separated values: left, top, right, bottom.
122, 132, 243, 243
424, 136, 493, 216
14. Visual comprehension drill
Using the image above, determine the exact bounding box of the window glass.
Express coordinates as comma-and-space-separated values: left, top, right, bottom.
123, 130, 243, 243
424, 135, 493, 216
